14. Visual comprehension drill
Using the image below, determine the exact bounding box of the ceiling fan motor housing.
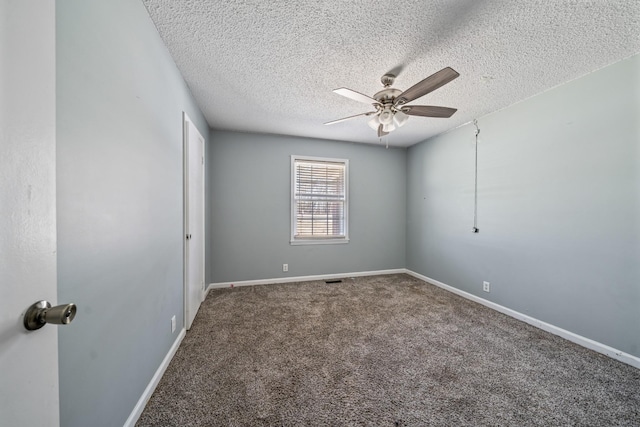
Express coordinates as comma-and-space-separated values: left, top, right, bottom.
373, 87, 402, 104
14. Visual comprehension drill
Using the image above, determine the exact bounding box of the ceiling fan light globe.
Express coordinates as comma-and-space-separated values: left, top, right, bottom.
382, 122, 396, 132
393, 110, 409, 127
379, 109, 394, 125
367, 115, 380, 130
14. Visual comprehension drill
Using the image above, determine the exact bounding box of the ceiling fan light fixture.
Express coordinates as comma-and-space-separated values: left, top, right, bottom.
393, 110, 409, 128
382, 122, 396, 132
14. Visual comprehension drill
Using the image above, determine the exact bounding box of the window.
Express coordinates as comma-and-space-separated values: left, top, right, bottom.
291, 156, 349, 244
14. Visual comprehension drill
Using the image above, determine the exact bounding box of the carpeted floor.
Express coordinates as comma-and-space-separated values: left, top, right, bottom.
136, 274, 640, 426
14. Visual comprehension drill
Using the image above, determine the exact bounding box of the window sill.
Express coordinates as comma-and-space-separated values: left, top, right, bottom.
290, 238, 350, 246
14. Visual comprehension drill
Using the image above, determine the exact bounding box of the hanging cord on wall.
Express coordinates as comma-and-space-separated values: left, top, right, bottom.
472, 119, 480, 233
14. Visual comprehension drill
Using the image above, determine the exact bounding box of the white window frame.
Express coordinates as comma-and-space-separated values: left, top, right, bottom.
290, 155, 349, 245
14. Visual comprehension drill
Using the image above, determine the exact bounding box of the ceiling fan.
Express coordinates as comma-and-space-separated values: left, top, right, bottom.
324, 67, 460, 137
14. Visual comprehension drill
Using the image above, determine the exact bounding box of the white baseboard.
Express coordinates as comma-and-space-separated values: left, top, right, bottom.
405, 269, 640, 370
206, 268, 406, 298
123, 328, 186, 427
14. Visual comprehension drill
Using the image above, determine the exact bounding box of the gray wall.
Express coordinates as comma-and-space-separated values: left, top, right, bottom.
407, 55, 640, 358
56, 1, 208, 426
207, 131, 407, 283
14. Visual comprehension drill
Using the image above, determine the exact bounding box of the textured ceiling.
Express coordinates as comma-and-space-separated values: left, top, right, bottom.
142, 0, 640, 147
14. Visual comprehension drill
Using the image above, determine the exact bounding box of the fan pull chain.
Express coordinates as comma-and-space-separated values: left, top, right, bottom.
472, 119, 480, 233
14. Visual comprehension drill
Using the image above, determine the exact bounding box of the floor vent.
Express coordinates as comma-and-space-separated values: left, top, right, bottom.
325, 279, 343, 284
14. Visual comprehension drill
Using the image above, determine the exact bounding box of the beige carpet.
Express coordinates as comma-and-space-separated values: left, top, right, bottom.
137, 274, 639, 426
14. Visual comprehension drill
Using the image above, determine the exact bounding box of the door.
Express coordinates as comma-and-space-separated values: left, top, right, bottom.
183, 113, 205, 329
0, 1, 59, 425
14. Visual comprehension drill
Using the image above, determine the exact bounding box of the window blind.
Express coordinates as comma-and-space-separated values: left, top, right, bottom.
293, 158, 347, 240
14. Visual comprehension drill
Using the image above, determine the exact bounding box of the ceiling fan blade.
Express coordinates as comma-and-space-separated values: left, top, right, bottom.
333, 88, 379, 105
377, 124, 389, 137
324, 111, 377, 126
402, 105, 457, 118
394, 67, 459, 106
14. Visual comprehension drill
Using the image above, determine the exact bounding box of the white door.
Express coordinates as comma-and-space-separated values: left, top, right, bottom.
183, 113, 205, 329
0, 1, 59, 426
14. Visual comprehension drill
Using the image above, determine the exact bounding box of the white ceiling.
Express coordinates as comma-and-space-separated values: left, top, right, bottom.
142, 0, 640, 147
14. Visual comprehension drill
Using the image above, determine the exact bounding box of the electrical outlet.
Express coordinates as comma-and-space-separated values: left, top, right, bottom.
283, 263, 288, 272
171, 315, 176, 333
483, 281, 490, 292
